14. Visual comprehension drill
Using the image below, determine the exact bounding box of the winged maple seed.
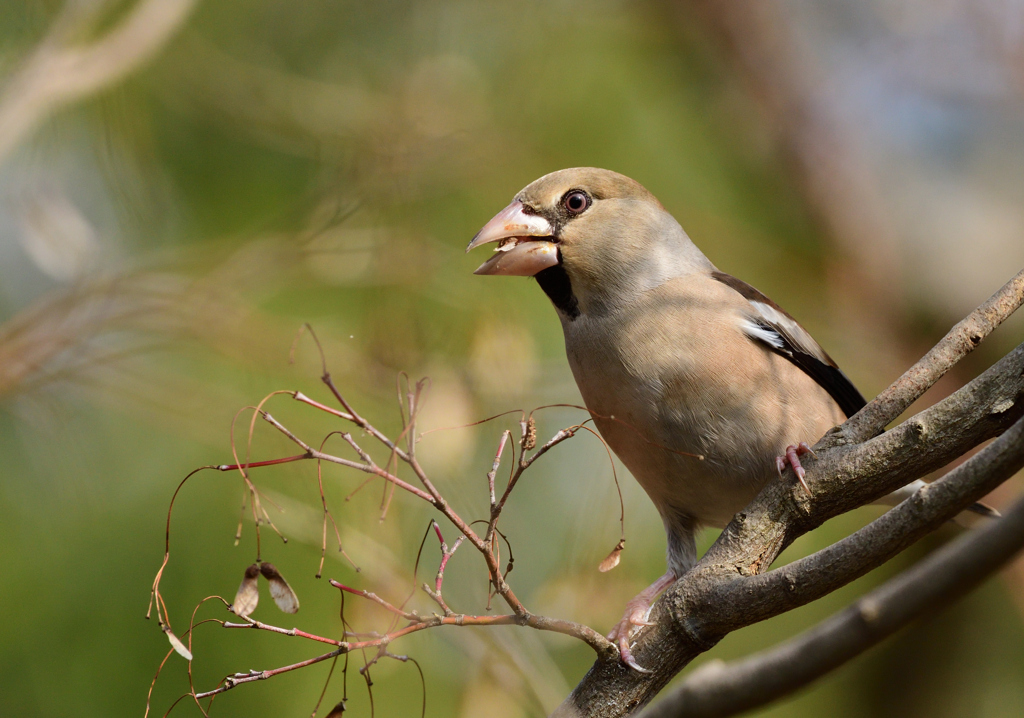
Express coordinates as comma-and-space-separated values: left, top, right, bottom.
163, 625, 193, 661
599, 538, 625, 573
230, 562, 299, 617
260, 562, 300, 614
232, 563, 261, 618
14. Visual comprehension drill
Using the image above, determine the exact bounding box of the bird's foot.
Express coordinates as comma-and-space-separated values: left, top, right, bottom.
607, 603, 655, 673
776, 441, 816, 496
607, 570, 676, 672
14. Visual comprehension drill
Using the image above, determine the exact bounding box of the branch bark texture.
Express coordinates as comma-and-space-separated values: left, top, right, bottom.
641, 414, 1024, 718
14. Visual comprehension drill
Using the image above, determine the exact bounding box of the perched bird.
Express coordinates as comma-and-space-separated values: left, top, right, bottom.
467, 168, 993, 670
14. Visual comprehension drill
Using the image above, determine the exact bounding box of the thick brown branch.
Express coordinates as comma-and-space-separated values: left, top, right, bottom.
705, 414, 1024, 626
826, 267, 1024, 446
641, 488, 1024, 718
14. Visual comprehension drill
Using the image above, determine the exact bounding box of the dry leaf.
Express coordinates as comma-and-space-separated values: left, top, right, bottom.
164, 627, 193, 661
232, 563, 261, 617
598, 539, 625, 573
260, 562, 299, 613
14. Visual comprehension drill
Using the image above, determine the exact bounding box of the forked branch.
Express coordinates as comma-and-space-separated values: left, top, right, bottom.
642, 484, 1024, 718
147, 337, 617, 714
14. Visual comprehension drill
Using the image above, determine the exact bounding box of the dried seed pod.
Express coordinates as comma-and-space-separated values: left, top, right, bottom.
260, 562, 299, 613
598, 539, 625, 573
523, 415, 537, 450
232, 563, 261, 617
164, 626, 193, 661
326, 700, 347, 716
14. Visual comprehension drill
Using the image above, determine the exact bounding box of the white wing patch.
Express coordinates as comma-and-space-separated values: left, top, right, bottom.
739, 318, 784, 349
747, 300, 829, 363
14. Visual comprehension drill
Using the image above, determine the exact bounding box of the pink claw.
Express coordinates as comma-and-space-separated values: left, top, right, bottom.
776, 441, 816, 495
607, 571, 676, 672
608, 606, 655, 673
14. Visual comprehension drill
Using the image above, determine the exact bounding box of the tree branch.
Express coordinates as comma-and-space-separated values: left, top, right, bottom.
706, 413, 1024, 624
149, 268, 1023, 716
829, 267, 1024, 446
641, 474, 1024, 717
673, 340, 1024, 639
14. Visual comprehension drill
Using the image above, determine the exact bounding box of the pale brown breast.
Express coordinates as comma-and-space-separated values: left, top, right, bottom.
562, 275, 845, 527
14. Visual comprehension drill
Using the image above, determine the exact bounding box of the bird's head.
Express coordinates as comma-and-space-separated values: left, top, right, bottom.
467, 167, 710, 318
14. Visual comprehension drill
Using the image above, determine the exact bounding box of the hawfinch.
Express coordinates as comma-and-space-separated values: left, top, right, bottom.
468, 168, 987, 670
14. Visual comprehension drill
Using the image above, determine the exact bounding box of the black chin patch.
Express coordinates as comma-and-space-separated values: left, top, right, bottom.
535, 262, 580, 320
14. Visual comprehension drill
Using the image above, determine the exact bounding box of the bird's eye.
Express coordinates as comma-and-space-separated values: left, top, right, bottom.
563, 191, 590, 215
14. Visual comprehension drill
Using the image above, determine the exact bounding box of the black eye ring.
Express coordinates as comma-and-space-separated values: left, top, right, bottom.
563, 190, 590, 215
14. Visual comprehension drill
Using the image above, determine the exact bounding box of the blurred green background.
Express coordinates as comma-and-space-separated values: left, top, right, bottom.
2, 1, 1023, 716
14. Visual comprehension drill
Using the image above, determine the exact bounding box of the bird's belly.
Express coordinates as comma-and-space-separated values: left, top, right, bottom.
585, 386, 771, 528
564, 317, 838, 528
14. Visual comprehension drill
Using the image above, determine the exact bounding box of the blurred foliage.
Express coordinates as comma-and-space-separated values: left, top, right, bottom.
0, 1, 1022, 717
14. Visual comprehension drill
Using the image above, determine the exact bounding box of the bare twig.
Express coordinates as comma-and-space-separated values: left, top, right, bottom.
420, 522, 465, 615
195, 647, 347, 700
196, 605, 607, 703
222, 619, 344, 646
292, 343, 537, 613
487, 430, 512, 510
330, 580, 419, 622
149, 343, 620, 715
491, 426, 576, 531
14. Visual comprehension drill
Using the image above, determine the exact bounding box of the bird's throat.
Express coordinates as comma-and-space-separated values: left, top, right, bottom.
535, 263, 580, 320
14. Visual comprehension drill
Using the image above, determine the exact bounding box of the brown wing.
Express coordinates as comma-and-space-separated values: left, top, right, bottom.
712, 271, 866, 418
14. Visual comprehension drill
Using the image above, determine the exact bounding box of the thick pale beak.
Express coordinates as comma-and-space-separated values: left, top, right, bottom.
466, 200, 559, 276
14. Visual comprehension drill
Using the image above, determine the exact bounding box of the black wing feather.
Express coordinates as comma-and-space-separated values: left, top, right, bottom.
748, 317, 866, 418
